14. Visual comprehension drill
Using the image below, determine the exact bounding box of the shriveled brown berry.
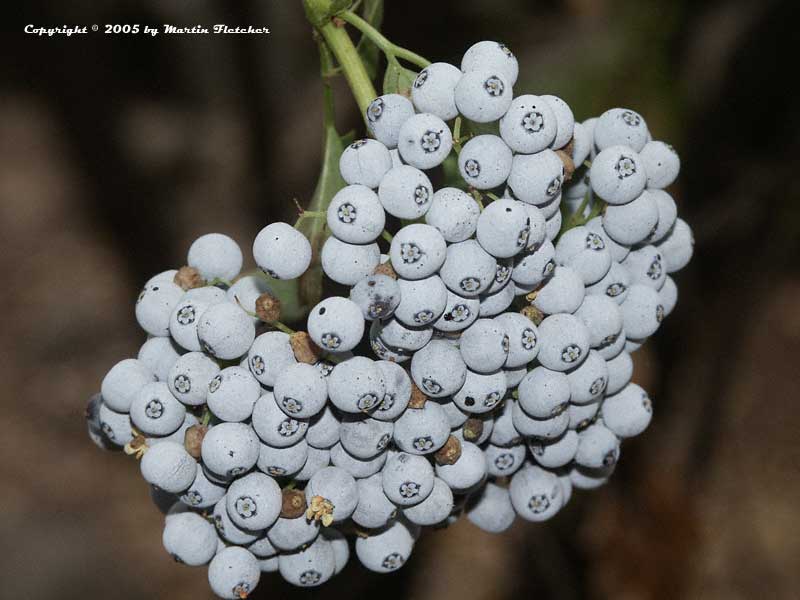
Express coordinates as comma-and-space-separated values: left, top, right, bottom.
463, 418, 483, 442
562, 137, 575, 158
280, 488, 307, 519
408, 382, 428, 409
521, 305, 545, 326
434, 435, 462, 465
373, 262, 398, 279
255, 291, 281, 322
290, 331, 322, 364
174, 266, 205, 291
184, 424, 208, 459
556, 149, 576, 182
124, 433, 148, 459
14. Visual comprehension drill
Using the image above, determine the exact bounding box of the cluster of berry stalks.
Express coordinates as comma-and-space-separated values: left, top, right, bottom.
86, 38, 693, 598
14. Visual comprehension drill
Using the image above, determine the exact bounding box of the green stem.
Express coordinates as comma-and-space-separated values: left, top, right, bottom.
561, 194, 592, 232
269, 320, 297, 335
207, 277, 233, 287
316, 17, 377, 116
296, 210, 327, 224
453, 117, 463, 153
470, 189, 484, 210
381, 229, 394, 243
586, 199, 607, 221
338, 10, 430, 69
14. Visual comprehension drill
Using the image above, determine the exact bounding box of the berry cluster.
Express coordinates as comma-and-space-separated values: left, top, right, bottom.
87, 39, 693, 597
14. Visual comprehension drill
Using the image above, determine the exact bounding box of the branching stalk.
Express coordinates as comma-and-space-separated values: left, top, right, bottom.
338, 10, 430, 69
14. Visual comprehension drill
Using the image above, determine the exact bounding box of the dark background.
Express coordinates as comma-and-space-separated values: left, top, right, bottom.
2, 1, 799, 598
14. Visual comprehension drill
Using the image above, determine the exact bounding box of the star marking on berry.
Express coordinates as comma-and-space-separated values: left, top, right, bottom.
421, 130, 442, 153
412, 436, 434, 452
377, 433, 391, 451
589, 377, 607, 397
521, 328, 537, 350
212, 514, 224, 533
400, 243, 423, 264
647, 256, 663, 280
182, 490, 202, 506
413, 309, 435, 324
484, 391, 501, 408
606, 282, 626, 297
601, 333, 619, 347
337, 203, 357, 224
414, 184, 430, 205
174, 374, 191, 394
448, 304, 470, 322
282, 397, 303, 414
522, 111, 544, 133
357, 393, 379, 411
422, 378, 442, 394
615, 155, 637, 179
517, 225, 530, 247
278, 418, 299, 437
367, 98, 384, 122
299, 570, 322, 586
494, 453, 515, 470
414, 69, 429, 88
250, 355, 265, 376
145, 399, 163, 419
350, 139, 368, 150
528, 493, 550, 514
484, 76, 504, 96
621, 110, 641, 127
382, 552, 405, 570
603, 449, 618, 467
399, 480, 420, 498
320, 332, 341, 350
370, 337, 391, 359
656, 304, 665, 323
496, 264, 510, 283
176, 304, 195, 325
316, 361, 334, 376
379, 393, 395, 412
208, 374, 222, 393
464, 158, 480, 178
235, 496, 257, 519
546, 175, 563, 197
585, 232, 606, 250
561, 344, 582, 363
460, 277, 481, 293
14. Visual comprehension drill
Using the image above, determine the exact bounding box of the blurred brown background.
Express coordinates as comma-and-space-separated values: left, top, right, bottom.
2, 0, 799, 598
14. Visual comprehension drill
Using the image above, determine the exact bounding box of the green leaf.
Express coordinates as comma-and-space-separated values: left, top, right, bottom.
441, 153, 466, 190
261, 276, 306, 323
356, 0, 384, 79
461, 118, 500, 138
383, 58, 417, 96
295, 85, 348, 312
